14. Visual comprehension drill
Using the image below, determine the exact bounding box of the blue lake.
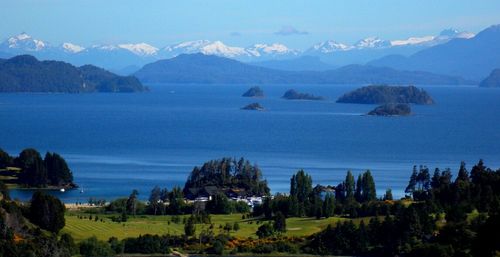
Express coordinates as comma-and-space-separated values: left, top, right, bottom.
1, 84, 499, 202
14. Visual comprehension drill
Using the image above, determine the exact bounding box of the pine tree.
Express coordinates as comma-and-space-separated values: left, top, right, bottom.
345, 170, 355, 201
405, 166, 418, 196
353, 174, 361, 202
361, 170, 376, 202
323, 193, 335, 218
383, 189, 393, 200
149, 186, 161, 215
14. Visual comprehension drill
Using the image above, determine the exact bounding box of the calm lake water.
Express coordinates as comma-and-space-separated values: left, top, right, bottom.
1, 84, 499, 202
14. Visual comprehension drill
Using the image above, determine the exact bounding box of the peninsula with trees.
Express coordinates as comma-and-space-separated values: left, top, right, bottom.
0, 148, 76, 189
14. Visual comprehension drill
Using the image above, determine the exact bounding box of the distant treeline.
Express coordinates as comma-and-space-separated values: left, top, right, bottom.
0, 148, 75, 188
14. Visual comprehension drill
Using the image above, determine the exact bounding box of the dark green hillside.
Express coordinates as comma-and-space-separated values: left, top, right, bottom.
0, 55, 146, 93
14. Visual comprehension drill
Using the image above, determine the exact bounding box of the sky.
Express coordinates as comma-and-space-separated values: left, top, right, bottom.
1, 0, 500, 49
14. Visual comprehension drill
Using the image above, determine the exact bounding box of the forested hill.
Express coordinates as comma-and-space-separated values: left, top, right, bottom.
134, 53, 473, 85
0, 55, 147, 93
183, 157, 270, 199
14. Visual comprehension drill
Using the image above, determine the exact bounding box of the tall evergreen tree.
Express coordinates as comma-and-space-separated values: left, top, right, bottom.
29, 191, 65, 233
289, 170, 312, 216
127, 189, 139, 216
16, 149, 48, 187
0, 149, 12, 168
345, 170, 355, 201
383, 189, 393, 201
323, 193, 335, 218
361, 170, 376, 202
405, 166, 418, 196
355, 174, 363, 202
456, 161, 470, 183
149, 186, 161, 215
44, 152, 73, 186
168, 186, 185, 214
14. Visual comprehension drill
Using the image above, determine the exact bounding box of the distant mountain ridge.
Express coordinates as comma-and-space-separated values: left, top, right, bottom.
368, 25, 500, 80
134, 53, 472, 85
0, 27, 476, 71
0, 55, 146, 93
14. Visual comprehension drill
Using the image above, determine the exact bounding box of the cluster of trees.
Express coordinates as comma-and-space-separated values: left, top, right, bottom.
306, 160, 500, 257
107, 186, 251, 217
183, 157, 270, 198
0, 148, 74, 188
0, 190, 71, 256
405, 160, 500, 213
255, 169, 379, 219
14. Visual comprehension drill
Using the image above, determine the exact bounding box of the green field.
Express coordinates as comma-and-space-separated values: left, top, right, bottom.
63, 212, 369, 242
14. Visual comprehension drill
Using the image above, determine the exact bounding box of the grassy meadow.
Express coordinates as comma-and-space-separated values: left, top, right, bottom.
63, 211, 373, 242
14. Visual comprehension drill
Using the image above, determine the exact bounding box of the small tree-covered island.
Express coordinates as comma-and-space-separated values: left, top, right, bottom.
0, 154, 499, 257
337, 85, 435, 105
282, 89, 325, 100
242, 86, 265, 97
241, 102, 265, 111
367, 103, 412, 116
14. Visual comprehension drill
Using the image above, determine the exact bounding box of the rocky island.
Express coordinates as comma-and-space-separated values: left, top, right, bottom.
479, 68, 500, 87
367, 103, 412, 116
282, 89, 325, 100
336, 85, 434, 105
0, 55, 147, 93
242, 86, 264, 97
241, 102, 265, 111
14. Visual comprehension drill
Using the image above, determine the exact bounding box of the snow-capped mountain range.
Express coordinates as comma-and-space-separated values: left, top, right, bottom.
0, 28, 475, 72
306, 29, 475, 54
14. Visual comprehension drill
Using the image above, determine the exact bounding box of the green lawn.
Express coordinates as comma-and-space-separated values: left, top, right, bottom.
63, 212, 361, 242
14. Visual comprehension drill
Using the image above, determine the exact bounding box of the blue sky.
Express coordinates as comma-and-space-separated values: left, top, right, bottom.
1, 0, 499, 49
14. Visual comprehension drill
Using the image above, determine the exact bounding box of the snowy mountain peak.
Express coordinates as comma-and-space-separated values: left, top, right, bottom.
118, 43, 158, 56
355, 37, 391, 49
62, 42, 85, 53
164, 40, 211, 52
438, 28, 475, 39
390, 36, 436, 46
200, 41, 249, 57
246, 43, 299, 57
310, 40, 353, 53
4, 32, 47, 51
91, 44, 119, 51
12, 32, 31, 41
